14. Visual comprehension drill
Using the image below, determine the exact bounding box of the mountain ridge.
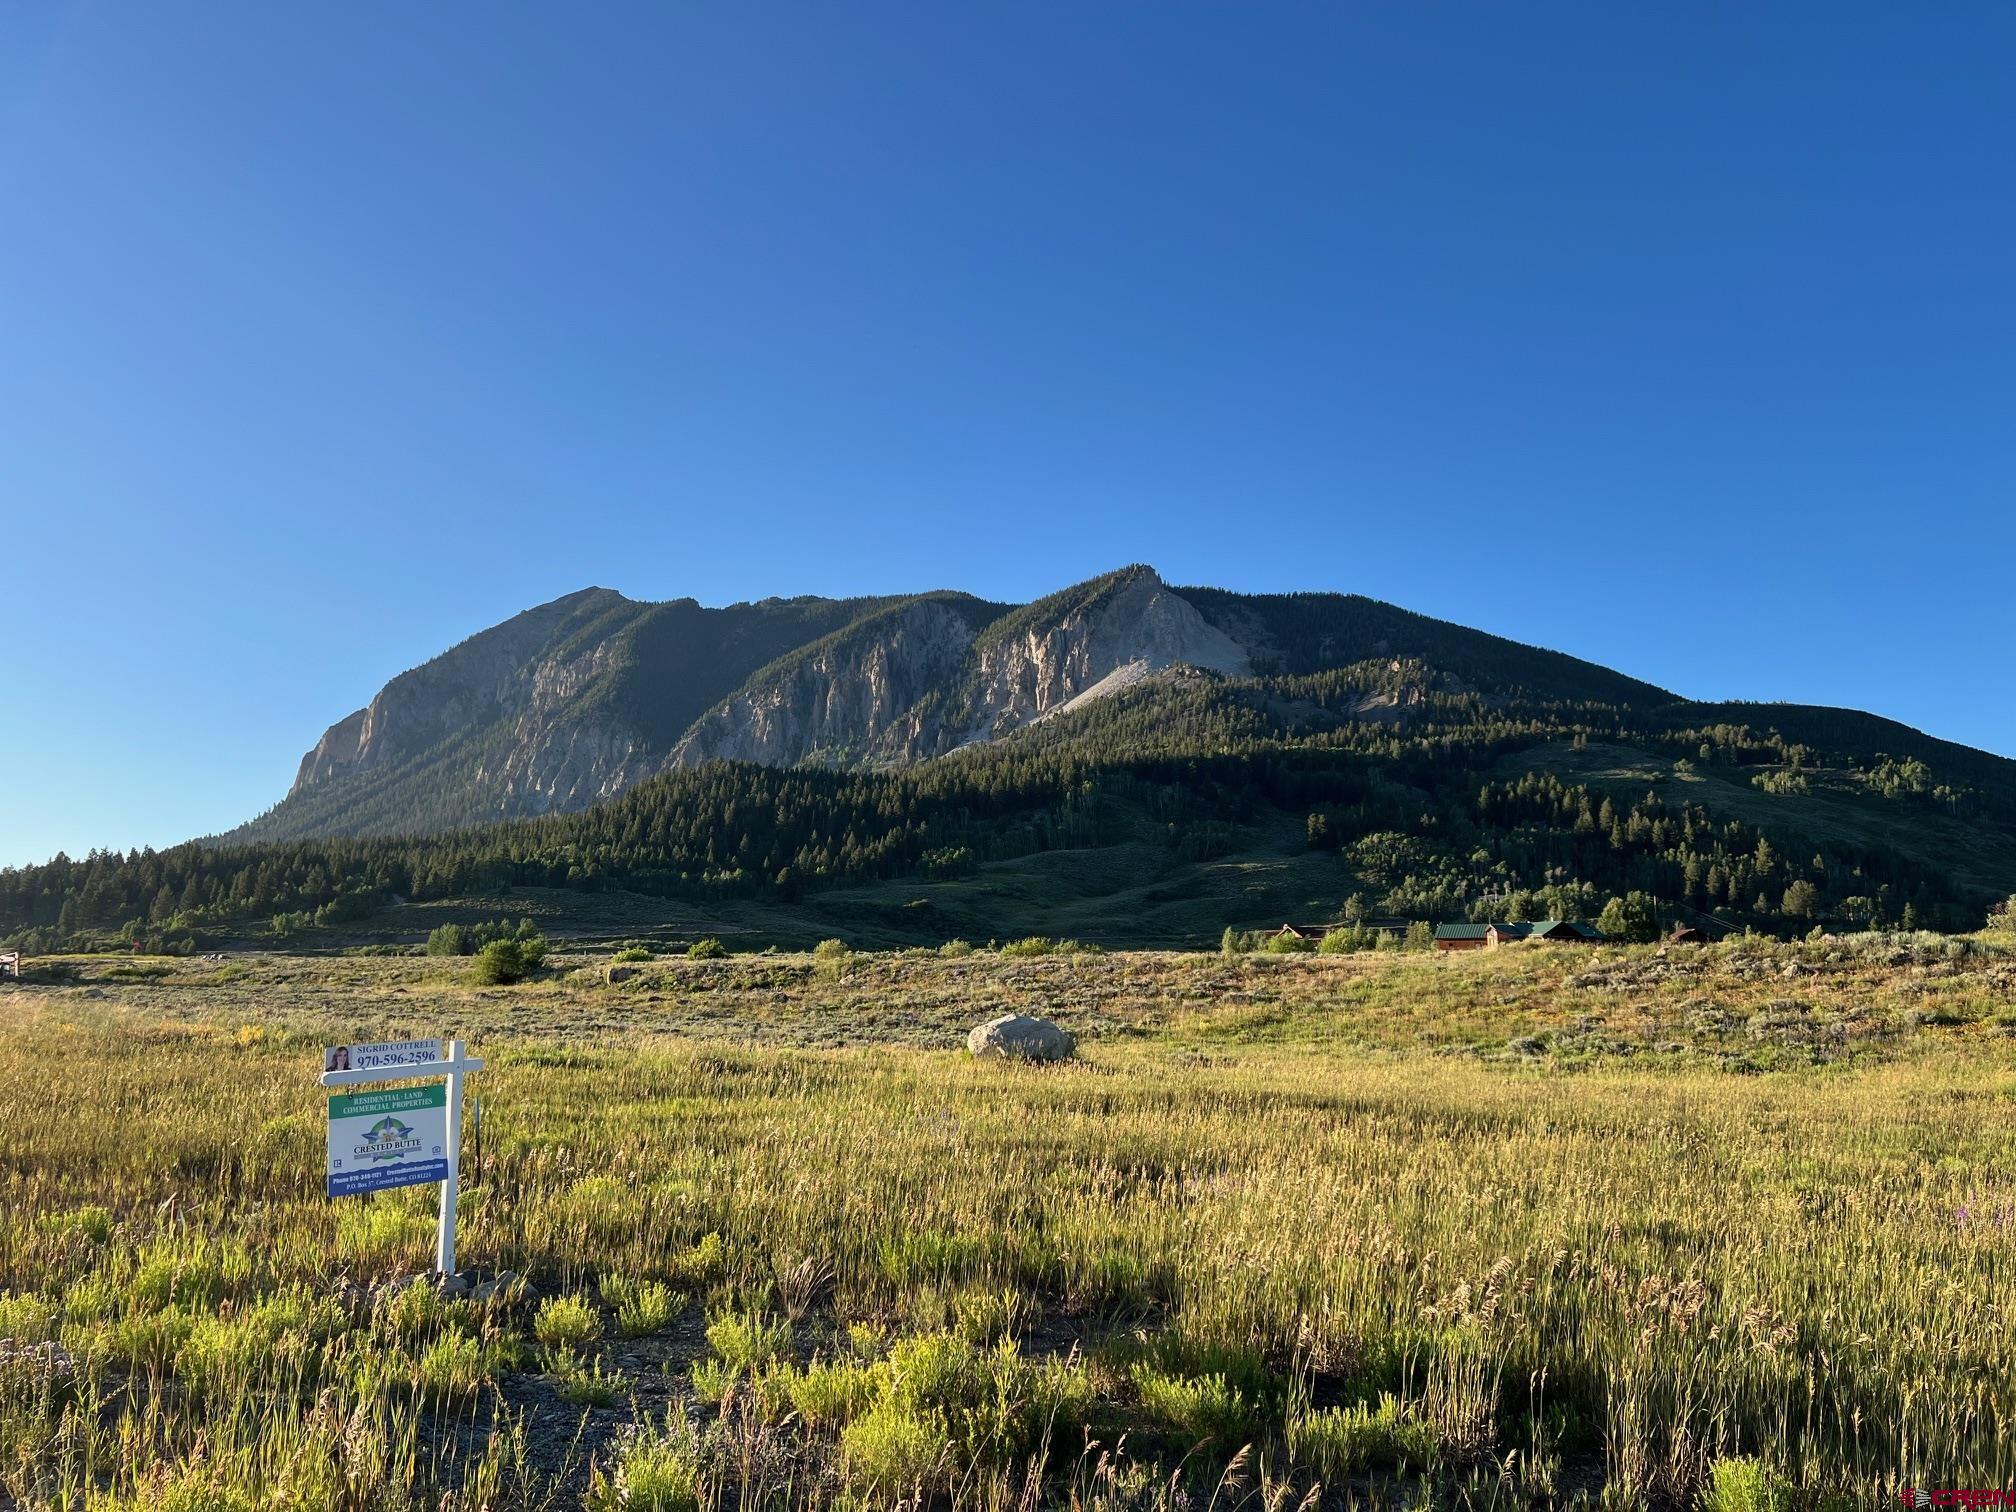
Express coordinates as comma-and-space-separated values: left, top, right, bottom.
233, 567, 1701, 843
221, 567, 2013, 885
9, 566, 2012, 950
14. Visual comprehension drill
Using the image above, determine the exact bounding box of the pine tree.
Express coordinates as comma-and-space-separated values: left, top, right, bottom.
1782, 880, 1821, 918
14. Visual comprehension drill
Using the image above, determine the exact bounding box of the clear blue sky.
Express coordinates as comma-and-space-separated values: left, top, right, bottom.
3, 3, 2013, 868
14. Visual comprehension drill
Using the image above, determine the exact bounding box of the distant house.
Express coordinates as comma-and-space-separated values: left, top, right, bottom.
1435, 920, 1604, 952
1515, 920, 1604, 945
1668, 924, 1710, 945
0, 951, 19, 981
1271, 918, 1413, 944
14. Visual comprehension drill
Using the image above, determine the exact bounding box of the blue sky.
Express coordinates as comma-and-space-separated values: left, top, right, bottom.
3, 3, 2013, 868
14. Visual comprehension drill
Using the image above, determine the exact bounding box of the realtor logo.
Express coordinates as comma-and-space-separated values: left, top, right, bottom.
355, 1115, 420, 1162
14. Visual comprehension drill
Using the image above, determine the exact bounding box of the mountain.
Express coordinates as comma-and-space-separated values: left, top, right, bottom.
233, 566, 1674, 842
9, 566, 2013, 953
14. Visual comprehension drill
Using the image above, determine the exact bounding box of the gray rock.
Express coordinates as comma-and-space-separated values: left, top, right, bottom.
608, 965, 643, 984
474, 1270, 534, 1306
0, 1340, 74, 1381
373, 1273, 424, 1301
967, 1013, 1075, 1062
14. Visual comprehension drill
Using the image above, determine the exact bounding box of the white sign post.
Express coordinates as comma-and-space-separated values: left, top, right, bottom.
322, 1038, 483, 1275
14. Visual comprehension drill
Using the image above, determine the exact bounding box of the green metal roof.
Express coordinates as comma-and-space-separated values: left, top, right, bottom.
1435, 920, 1604, 941
1527, 920, 1604, 940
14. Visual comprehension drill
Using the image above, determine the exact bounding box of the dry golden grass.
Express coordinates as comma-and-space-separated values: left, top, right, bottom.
0, 935, 2010, 1508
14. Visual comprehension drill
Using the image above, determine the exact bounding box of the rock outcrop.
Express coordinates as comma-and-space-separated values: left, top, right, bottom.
291, 588, 627, 793
235, 563, 1666, 843
966, 1014, 1076, 1062
936, 566, 1250, 748
670, 597, 986, 769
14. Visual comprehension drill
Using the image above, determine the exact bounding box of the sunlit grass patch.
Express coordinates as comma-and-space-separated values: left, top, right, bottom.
0, 941, 2011, 1506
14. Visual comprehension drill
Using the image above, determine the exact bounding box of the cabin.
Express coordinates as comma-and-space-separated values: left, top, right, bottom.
1511, 920, 1604, 945
1435, 921, 1604, 952
0, 951, 19, 981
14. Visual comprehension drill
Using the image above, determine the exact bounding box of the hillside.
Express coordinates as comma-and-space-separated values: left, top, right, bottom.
228, 565, 1679, 843
8, 567, 2016, 952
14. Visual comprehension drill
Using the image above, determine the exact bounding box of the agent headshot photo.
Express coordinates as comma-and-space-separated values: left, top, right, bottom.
324, 1046, 350, 1073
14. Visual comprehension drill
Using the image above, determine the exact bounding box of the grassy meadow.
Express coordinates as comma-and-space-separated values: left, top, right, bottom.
0, 936, 2012, 1509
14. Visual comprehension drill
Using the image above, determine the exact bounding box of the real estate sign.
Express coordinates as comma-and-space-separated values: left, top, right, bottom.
324, 1039, 443, 1074
326, 1084, 449, 1197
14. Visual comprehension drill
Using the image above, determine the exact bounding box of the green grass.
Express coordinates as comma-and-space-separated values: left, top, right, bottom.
0, 938, 2010, 1506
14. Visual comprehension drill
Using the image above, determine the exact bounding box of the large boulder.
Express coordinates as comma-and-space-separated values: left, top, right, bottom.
967, 1013, 1075, 1063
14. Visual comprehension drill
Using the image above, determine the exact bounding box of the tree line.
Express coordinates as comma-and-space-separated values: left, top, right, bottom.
2, 685, 2006, 950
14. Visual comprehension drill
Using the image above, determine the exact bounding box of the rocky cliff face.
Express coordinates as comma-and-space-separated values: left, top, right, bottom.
668, 568, 1254, 769
478, 628, 661, 814
669, 598, 984, 769
938, 567, 1251, 747
288, 588, 630, 795
247, 563, 1620, 843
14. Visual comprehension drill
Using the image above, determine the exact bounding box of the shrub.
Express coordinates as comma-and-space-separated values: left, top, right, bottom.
61, 1273, 121, 1324
38, 1205, 114, 1245
686, 938, 726, 960
1698, 1455, 1791, 1512
1024, 1355, 1099, 1437
128, 1234, 253, 1312
415, 1329, 489, 1400
1288, 1394, 1438, 1478
0, 1292, 59, 1344
951, 1285, 1027, 1345
557, 1352, 625, 1407
1986, 895, 2016, 937
841, 1397, 952, 1496
812, 937, 851, 979
1132, 1365, 1256, 1446
705, 1308, 791, 1371
107, 1306, 196, 1370
883, 1331, 986, 1411
937, 939, 974, 958
612, 946, 654, 963
434, 916, 545, 959
617, 1282, 684, 1337
688, 1356, 735, 1405
534, 1294, 601, 1349
470, 935, 548, 986
426, 924, 474, 957
589, 1416, 705, 1512
999, 937, 1100, 958
783, 1357, 879, 1427
668, 1232, 727, 1288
